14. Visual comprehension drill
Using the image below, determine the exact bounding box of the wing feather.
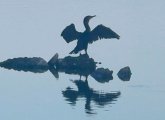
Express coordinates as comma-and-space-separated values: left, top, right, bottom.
89, 24, 120, 43
61, 24, 81, 43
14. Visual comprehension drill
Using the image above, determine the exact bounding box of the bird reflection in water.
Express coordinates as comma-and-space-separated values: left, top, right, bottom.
62, 79, 121, 114
0, 55, 128, 114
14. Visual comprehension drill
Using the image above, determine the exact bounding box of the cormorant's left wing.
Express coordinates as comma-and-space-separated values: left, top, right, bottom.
89, 24, 120, 43
61, 24, 81, 43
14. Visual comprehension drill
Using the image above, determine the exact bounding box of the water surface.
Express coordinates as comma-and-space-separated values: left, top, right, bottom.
0, 0, 165, 120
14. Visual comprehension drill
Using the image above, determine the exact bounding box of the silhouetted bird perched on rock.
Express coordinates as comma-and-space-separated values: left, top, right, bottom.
61, 15, 120, 54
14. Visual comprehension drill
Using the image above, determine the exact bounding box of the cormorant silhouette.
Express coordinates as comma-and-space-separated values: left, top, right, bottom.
61, 15, 120, 54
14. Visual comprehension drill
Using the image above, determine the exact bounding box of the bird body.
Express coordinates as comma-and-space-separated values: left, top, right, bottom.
70, 31, 90, 54
61, 15, 120, 54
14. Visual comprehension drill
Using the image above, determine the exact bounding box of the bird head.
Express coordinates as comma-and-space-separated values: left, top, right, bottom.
88, 15, 96, 19
84, 15, 96, 23
116, 34, 120, 39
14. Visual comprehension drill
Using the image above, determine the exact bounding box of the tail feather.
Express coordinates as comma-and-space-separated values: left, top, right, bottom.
69, 50, 74, 54
69, 49, 78, 54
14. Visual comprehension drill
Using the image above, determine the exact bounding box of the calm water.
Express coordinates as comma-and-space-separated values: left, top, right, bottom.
0, 0, 165, 120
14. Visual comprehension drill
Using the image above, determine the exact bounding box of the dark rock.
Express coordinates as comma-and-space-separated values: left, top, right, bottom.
55, 54, 96, 76
0, 57, 49, 73
91, 68, 113, 83
117, 66, 132, 81
48, 53, 59, 67
0, 54, 97, 75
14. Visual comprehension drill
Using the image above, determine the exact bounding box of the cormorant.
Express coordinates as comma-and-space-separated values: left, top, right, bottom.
61, 15, 120, 54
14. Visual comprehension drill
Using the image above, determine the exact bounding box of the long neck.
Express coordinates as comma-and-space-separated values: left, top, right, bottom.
83, 20, 90, 32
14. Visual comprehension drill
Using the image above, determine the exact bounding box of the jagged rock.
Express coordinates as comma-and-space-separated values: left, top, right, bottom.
0, 54, 96, 76
48, 53, 59, 67
117, 66, 132, 81
55, 54, 96, 76
0, 57, 49, 73
91, 68, 113, 83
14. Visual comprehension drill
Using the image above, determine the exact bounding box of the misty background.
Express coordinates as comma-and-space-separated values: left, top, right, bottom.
0, 0, 165, 120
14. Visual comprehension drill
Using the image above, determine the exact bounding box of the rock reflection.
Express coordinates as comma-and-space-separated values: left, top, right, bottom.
48, 54, 114, 83
62, 79, 121, 114
0, 57, 49, 73
91, 68, 113, 83
0, 54, 131, 114
49, 54, 96, 78
0, 54, 131, 82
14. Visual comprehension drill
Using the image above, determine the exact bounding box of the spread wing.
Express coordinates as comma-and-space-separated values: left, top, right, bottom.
61, 24, 81, 43
89, 24, 120, 43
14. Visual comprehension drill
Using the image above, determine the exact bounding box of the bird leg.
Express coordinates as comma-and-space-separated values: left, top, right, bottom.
79, 53, 82, 56
85, 49, 88, 55
85, 75, 88, 81
79, 75, 82, 80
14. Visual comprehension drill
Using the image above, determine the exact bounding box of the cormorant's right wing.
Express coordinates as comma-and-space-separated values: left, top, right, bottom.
61, 24, 81, 43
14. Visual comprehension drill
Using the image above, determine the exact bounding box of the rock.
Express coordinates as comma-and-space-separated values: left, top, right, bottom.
91, 68, 113, 83
48, 53, 59, 67
117, 66, 132, 81
0, 54, 97, 75
0, 57, 49, 73
55, 54, 96, 76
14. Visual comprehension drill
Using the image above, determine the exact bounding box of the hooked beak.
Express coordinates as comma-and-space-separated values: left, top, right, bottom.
117, 36, 120, 40
92, 15, 96, 17
90, 15, 96, 19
